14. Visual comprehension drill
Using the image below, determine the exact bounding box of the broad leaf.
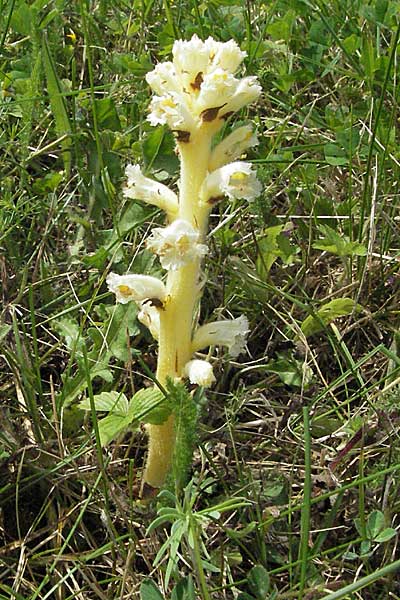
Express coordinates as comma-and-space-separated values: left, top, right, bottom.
98, 413, 134, 446
140, 579, 164, 600
248, 564, 270, 599
301, 298, 360, 337
128, 387, 170, 424
78, 391, 129, 416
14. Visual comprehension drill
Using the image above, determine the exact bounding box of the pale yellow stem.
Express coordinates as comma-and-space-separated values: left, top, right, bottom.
143, 124, 221, 489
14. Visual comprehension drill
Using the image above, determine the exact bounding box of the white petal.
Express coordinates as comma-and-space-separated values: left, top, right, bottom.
207, 38, 246, 73
195, 69, 238, 114
123, 164, 178, 214
146, 219, 208, 270
183, 359, 216, 387
173, 35, 211, 91
219, 76, 261, 117
107, 273, 166, 304
148, 93, 196, 131
138, 302, 161, 340
192, 315, 249, 357
146, 62, 180, 96
209, 125, 258, 171
203, 161, 261, 202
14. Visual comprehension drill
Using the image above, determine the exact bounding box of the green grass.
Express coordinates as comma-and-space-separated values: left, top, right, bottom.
1, 0, 400, 598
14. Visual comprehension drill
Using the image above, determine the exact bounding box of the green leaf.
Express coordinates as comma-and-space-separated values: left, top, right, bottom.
41, 35, 72, 174
140, 579, 164, 600
54, 317, 83, 353
324, 143, 348, 166
10, 1, 33, 35
367, 510, 385, 539
119, 203, 145, 235
78, 391, 129, 416
374, 528, 397, 543
171, 576, 196, 600
88, 303, 139, 363
142, 127, 179, 175
0, 324, 11, 342
301, 298, 360, 337
248, 565, 270, 599
360, 539, 372, 556
59, 303, 138, 408
98, 413, 133, 446
266, 355, 305, 387
128, 387, 170, 424
94, 97, 121, 131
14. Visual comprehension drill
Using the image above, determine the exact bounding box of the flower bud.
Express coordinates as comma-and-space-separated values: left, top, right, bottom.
183, 359, 216, 387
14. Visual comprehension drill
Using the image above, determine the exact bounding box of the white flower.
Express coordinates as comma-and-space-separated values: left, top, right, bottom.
192, 315, 249, 357
145, 62, 180, 96
146, 219, 208, 270
202, 161, 261, 202
107, 273, 166, 304
147, 92, 196, 131
219, 76, 261, 117
172, 35, 212, 91
145, 35, 260, 130
124, 164, 178, 215
196, 69, 238, 113
183, 359, 216, 387
209, 125, 258, 171
138, 302, 161, 340
205, 37, 246, 73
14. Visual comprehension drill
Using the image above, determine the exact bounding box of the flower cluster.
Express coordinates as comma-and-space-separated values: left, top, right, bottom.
145, 35, 261, 133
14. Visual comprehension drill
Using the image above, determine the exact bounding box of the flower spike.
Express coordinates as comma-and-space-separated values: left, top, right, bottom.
145, 35, 261, 132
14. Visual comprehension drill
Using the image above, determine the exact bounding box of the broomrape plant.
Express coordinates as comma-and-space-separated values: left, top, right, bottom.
104, 35, 261, 492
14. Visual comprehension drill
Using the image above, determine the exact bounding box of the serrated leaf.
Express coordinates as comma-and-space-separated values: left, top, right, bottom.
313, 225, 367, 257
78, 391, 129, 416
301, 298, 360, 337
128, 387, 170, 424
59, 303, 138, 408
140, 579, 164, 600
98, 413, 134, 446
61, 360, 112, 407
88, 303, 139, 362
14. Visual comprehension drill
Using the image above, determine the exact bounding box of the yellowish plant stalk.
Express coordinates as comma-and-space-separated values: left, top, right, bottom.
107, 35, 261, 493
143, 129, 218, 488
